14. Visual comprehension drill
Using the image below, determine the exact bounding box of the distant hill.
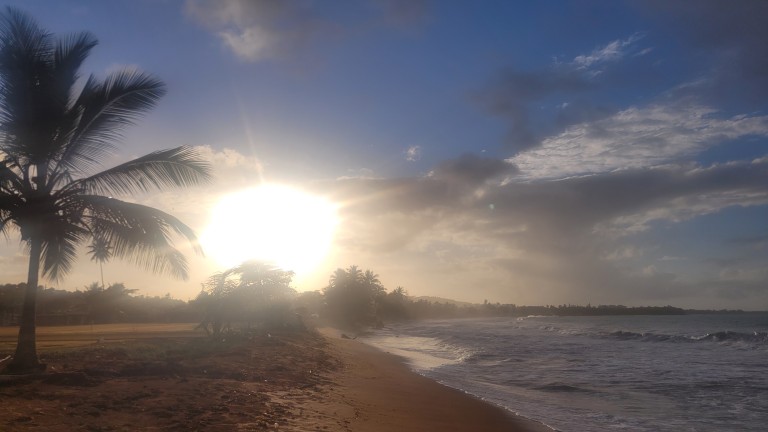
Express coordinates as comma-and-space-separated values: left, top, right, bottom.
412, 296, 475, 307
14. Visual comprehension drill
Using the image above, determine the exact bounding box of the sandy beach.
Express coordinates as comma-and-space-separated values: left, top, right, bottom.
0, 324, 548, 431
294, 329, 551, 432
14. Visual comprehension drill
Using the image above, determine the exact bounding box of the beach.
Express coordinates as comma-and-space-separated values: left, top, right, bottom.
0, 324, 548, 431
292, 329, 550, 431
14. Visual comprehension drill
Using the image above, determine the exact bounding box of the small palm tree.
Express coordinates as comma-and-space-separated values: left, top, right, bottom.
0, 8, 211, 373
87, 237, 111, 290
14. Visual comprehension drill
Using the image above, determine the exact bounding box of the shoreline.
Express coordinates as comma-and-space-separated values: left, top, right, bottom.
1, 325, 553, 431
290, 328, 552, 432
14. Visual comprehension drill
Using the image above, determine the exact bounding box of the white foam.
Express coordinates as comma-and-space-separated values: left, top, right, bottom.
362, 333, 468, 371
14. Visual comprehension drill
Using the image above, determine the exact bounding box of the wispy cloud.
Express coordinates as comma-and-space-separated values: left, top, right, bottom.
476, 34, 652, 152
572, 33, 645, 70
405, 145, 422, 162
510, 104, 768, 179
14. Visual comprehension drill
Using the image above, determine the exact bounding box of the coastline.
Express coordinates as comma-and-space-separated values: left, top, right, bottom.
1, 325, 552, 431
287, 328, 551, 432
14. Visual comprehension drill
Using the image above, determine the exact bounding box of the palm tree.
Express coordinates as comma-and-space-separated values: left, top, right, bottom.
197, 260, 295, 336
362, 269, 385, 296
0, 8, 211, 373
87, 237, 111, 290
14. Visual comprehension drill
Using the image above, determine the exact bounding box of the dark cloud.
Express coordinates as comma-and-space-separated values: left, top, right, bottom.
476, 67, 595, 152
430, 154, 516, 185
186, 0, 431, 62
315, 157, 768, 306
185, 0, 344, 62
640, 0, 768, 107
476, 34, 658, 153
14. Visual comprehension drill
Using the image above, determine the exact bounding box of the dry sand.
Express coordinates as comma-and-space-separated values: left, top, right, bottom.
0, 325, 550, 431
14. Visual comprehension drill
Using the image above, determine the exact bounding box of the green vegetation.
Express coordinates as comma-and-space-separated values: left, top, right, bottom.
323, 266, 386, 327
1, 262, 757, 350
2, 263, 754, 347
0, 8, 211, 372
0, 282, 196, 327
195, 261, 298, 338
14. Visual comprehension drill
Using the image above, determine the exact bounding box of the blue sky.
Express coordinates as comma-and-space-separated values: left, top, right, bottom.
0, 0, 766, 309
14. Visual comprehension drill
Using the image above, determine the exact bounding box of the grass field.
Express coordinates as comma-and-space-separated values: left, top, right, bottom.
0, 323, 204, 351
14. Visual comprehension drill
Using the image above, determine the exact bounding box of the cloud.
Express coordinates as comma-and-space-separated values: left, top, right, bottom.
603, 246, 644, 261
429, 154, 515, 185
572, 33, 645, 70
337, 168, 376, 180
476, 33, 651, 153
185, 0, 340, 62
185, 0, 431, 62
313, 153, 768, 306
640, 0, 768, 106
481, 2, 768, 156
405, 145, 422, 162
85, 146, 765, 306
510, 103, 768, 179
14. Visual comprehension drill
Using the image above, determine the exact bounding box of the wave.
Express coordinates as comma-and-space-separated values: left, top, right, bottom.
533, 382, 594, 393
696, 331, 768, 344
606, 330, 768, 345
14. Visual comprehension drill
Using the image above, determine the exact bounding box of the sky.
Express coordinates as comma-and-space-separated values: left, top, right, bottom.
0, 0, 766, 310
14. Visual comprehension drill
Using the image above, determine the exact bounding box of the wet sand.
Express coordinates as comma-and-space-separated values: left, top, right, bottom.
289, 329, 551, 431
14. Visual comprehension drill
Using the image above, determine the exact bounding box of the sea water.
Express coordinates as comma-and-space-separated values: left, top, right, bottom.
362, 314, 768, 431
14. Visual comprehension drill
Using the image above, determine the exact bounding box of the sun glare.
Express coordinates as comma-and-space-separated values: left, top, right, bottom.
200, 185, 338, 276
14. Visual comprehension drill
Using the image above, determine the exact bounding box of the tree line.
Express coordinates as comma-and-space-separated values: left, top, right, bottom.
0, 282, 196, 326
2, 263, 710, 337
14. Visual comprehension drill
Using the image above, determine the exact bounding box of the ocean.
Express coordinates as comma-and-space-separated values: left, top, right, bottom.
361, 314, 768, 431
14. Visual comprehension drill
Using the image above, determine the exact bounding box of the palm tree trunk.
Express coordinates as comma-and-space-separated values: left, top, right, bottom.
100, 262, 105, 290
6, 237, 45, 373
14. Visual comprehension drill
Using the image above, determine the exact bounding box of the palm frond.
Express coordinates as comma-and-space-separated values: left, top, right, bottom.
0, 7, 50, 69
47, 31, 98, 167
80, 195, 202, 280
0, 209, 16, 239
54, 70, 166, 175
71, 146, 212, 196
0, 160, 22, 194
53, 31, 97, 103
39, 218, 88, 282
0, 7, 57, 161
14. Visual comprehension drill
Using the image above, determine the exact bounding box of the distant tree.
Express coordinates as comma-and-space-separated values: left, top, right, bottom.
379, 286, 410, 320
0, 8, 211, 373
87, 237, 111, 289
0, 283, 24, 325
323, 265, 383, 327
197, 260, 297, 338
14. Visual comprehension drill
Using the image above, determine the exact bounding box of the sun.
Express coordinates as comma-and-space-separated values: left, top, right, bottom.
200, 184, 338, 276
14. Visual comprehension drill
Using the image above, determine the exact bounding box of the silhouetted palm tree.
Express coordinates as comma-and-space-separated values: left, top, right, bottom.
87, 237, 111, 289
324, 265, 385, 326
329, 265, 362, 288
197, 260, 295, 336
0, 8, 211, 373
363, 269, 385, 296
